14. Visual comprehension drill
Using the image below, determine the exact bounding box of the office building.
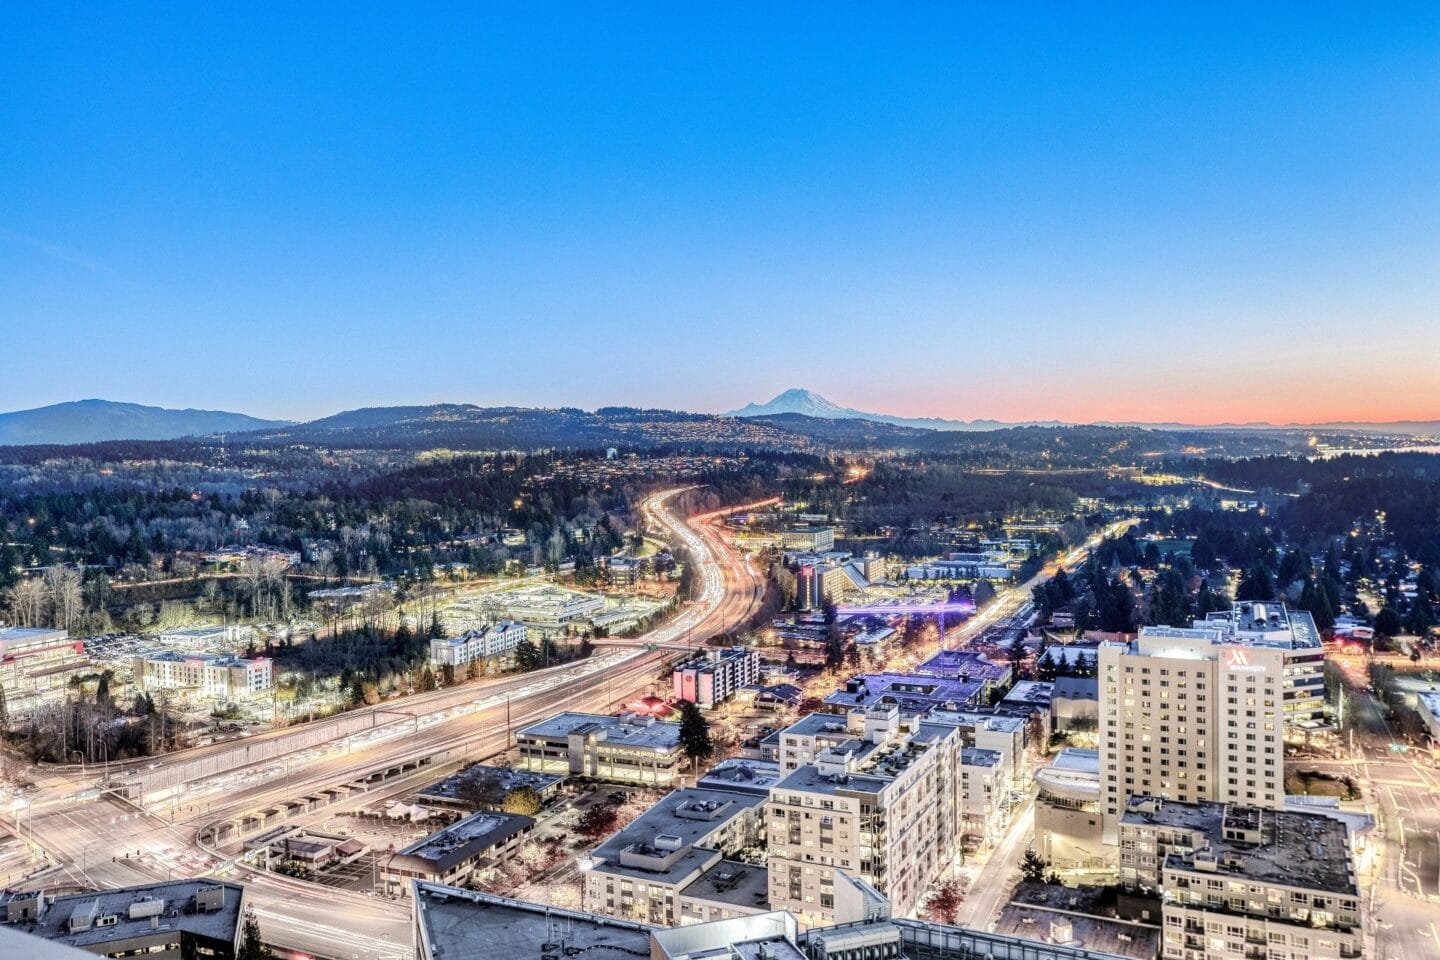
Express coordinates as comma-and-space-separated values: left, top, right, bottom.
1119, 798, 1363, 960
0, 627, 92, 719
490, 585, 605, 631
383, 810, 534, 896
672, 645, 761, 709
516, 711, 685, 785
428, 620, 526, 668
1098, 625, 1286, 844
779, 526, 836, 553
1, 880, 246, 959
131, 650, 273, 701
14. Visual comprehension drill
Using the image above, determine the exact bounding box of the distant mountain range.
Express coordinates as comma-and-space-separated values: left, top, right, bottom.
0, 400, 290, 446
3, 393, 1436, 449
727, 388, 1061, 431
728, 388, 1440, 437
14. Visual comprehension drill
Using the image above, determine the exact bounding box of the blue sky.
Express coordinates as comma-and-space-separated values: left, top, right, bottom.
2, 4, 1437, 423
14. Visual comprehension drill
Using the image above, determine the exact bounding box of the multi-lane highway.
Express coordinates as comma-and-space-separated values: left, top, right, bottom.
1292, 686, 1440, 960
13, 488, 768, 960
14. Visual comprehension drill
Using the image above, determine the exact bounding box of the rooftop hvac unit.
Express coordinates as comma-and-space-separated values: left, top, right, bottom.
129, 898, 165, 920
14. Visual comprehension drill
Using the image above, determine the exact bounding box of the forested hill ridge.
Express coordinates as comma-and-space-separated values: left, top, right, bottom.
0, 399, 290, 445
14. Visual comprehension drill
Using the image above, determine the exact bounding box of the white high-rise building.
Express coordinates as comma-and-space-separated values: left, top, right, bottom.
1098, 623, 1286, 844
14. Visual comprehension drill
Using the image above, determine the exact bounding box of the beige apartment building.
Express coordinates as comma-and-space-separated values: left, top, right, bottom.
1120, 798, 1362, 960
765, 701, 969, 925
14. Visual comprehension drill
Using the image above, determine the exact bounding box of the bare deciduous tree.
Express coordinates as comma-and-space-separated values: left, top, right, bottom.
43, 567, 83, 632
7, 578, 48, 627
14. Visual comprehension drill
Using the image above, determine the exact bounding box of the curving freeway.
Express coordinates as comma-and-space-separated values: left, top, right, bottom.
10, 488, 769, 960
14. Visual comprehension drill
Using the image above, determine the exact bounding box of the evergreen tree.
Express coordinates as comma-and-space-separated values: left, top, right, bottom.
1195, 582, 1225, 617
429, 612, 445, 639
1374, 607, 1403, 638
1406, 592, 1435, 637
514, 638, 542, 672
1035, 648, 1058, 682
677, 700, 714, 768
1276, 550, 1308, 590
1019, 848, 1050, 884
1235, 564, 1276, 602
237, 909, 271, 960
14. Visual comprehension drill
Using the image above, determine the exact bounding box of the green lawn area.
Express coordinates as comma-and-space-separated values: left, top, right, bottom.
1285, 769, 1358, 800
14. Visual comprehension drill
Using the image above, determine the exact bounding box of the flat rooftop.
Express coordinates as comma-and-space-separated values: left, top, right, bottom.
1049, 747, 1101, 772
395, 811, 534, 873
419, 764, 564, 803
15, 880, 243, 951
1052, 677, 1098, 700
927, 707, 1027, 733
914, 650, 1011, 681
1121, 797, 1356, 895
590, 787, 764, 883
825, 673, 984, 712
415, 884, 653, 960
996, 900, 1159, 960
774, 764, 892, 798
960, 747, 1002, 768
1003, 680, 1055, 705
696, 758, 784, 796
517, 711, 682, 750
778, 712, 854, 738
680, 859, 771, 910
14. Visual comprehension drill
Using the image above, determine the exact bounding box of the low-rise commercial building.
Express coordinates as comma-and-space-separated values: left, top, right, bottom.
1034, 748, 1105, 871
131, 650, 273, 700
491, 585, 605, 631
1052, 676, 1099, 730
1, 880, 246, 959
383, 810, 535, 896
915, 649, 1013, 690
516, 712, 684, 785
428, 620, 526, 668
0, 627, 92, 719
823, 672, 985, 717
417, 764, 564, 811
779, 526, 836, 553
412, 882, 1150, 960
672, 646, 761, 708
